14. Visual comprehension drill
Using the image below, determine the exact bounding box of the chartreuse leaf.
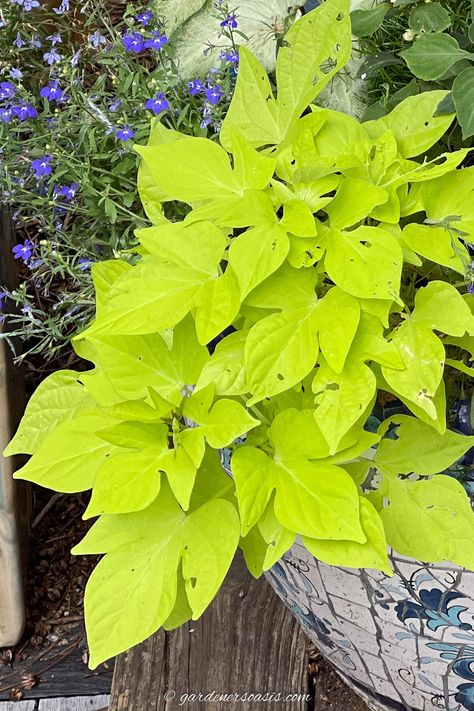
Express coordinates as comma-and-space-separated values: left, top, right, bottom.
303, 498, 391, 574
219, 46, 280, 151
374, 415, 474, 477
82, 223, 226, 338
77, 483, 239, 668
312, 355, 376, 454
316, 287, 360, 373
136, 137, 240, 203
228, 224, 289, 300
276, 0, 351, 137
325, 226, 403, 301
402, 224, 470, 275
84, 422, 169, 518
194, 267, 241, 345
232, 447, 364, 542
380, 475, 474, 569
13, 411, 119, 493
244, 262, 318, 311
232, 446, 276, 535
240, 502, 295, 577
325, 178, 388, 229
196, 331, 247, 397
4, 370, 91, 456
158, 427, 206, 510
382, 319, 445, 421
183, 386, 259, 449
229, 128, 276, 190
245, 302, 319, 404
135, 221, 226, 275
81, 316, 208, 406
412, 281, 474, 336
364, 91, 454, 158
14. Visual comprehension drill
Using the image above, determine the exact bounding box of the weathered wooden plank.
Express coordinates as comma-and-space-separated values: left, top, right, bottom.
38, 694, 109, 710
0, 701, 36, 711
110, 553, 310, 711
0, 209, 29, 648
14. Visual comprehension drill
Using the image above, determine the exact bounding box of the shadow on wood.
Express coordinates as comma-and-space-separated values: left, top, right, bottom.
109, 554, 310, 710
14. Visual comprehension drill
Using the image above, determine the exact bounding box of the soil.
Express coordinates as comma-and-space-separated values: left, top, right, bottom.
309, 649, 370, 710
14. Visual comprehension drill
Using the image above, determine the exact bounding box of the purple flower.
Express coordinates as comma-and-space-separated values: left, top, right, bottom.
122, 31, 144, 53
53, 0, 69, 13
144, 32, 168, 51
71, 50, 81, 67
28, 258, 44, 269
40, 81, 64, 101
468, 283, 474, 295
13, 33, 26, 49
11, 0, 40, 10
205, 84, 224, 105
12, 240, 33, 262
31, 155, 52, 177
136, 9, 153, 25
11, 102, 38, 121
55, 182, 79, 201
0, 82, 16, 101
220, 13, 237, 29
144, 92, 169, 114
43, 48, 62, 65
0, 290, 8, 311
187, 79, 204, 95
89, 31, 106, 49
30, 34, 42, 48
220, 48, 239, 64
46, 32, 62, 45
116, 124, 135, 141
0, 107, 12, 124
9, 68, 23, 80
109, 98, 122, 112
79, 257, 94, 271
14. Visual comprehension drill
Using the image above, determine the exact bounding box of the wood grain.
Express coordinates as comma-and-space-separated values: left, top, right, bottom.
0, 702, 36, 711
110, 553, 310, 711
38, 694, 109, 710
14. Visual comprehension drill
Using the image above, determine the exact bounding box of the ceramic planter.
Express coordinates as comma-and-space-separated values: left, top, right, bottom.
264, 401, 474, 711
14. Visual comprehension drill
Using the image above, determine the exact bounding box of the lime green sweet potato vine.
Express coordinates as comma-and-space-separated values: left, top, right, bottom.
6, 0, 474, 667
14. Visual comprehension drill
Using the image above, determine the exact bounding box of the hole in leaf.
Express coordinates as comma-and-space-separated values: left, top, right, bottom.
326, 382, 339, 391
277, 373, 285, 381
336, 11, 345, 20
190, 577, 197, 588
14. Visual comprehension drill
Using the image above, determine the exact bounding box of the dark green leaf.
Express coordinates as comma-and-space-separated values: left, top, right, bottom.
350, 5, 390, 37
401, 33, 474, 81
452, 66, 474, 139
409, 3, 451, 34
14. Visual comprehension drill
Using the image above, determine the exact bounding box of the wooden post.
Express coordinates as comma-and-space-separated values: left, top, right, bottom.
0, 209, 29, 647
109, 553, 310, 711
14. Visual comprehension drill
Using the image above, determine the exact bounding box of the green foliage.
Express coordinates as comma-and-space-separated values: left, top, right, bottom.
7, 0, 474, 668
354, 0, 474, 143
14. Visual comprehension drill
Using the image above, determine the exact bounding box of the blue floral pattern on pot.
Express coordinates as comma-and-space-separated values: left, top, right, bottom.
263, 399, 474, 711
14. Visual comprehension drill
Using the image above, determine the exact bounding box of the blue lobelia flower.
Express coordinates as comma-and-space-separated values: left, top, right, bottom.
205, 84, 224, 105
0, 107, 12, 123
70, 50, 81, 67
53, 0, 69, 13
0, 82, 16, 101
122, 31, 145, 53
79, 257, 94, 271
9, 68, 23, 80
13, 32, 26, 48
187, 79, 204, 95
136, 9, 153, 26
144, 32, 168, 51
43, 48, 62, 65
116, 124, 135, 141
220, 48, 239, 64
89, 31, 106, 49
109, 98, 122, 112
40, 81, 64, 101
54, 182, 79, 201
220, 13, 237, 29
31, 155, 52, 177
11, 0, 40, 10
144, 92, 169, 114
11, 102, 38, 121
12, 240, 33, 262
